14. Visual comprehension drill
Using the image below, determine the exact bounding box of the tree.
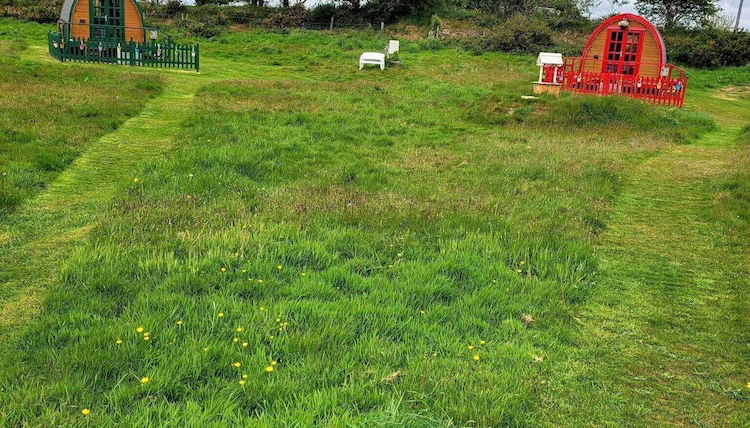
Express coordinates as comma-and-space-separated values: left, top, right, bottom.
576, 0, 601, 16
468, 0, 540, 16
634, 0, 718, 28
195, 0, 232, 6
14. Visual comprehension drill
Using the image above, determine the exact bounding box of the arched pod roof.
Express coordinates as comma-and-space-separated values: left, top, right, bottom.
59, 0, 76, 23
582, 13, 667, 66
59, 0, 146, 25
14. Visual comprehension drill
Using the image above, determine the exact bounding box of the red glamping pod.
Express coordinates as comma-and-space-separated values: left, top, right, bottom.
562, 14, 688, 107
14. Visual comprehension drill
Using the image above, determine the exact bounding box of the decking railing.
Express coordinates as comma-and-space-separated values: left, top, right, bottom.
48, 32, 199, 72
561, 58, 687, 107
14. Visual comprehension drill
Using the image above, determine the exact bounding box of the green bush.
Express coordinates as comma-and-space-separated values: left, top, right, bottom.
667, 30, 750, 68
10, 0, 60, 23
262, 4, 307, 29
466, 13, 552, 54
308, 3, 337, 24
176, 18, 227, 38
164, 0, 186, 18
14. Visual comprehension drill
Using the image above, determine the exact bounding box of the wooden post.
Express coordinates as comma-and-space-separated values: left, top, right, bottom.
330, 16, 334, 31
195, 44, 200, 73
380, 22, 384, 32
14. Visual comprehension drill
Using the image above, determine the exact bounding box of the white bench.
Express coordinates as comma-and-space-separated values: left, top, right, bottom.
359, 40, 399, 71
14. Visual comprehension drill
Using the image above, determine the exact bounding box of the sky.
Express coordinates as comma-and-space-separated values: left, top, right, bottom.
179, 0, 749, 30
592, 0, 748, 29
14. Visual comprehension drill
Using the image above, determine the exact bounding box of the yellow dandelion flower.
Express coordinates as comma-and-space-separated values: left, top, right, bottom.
479, 340, 486, 345
140, 377, 150, 384
136, 327, 144, 333
275, 318, 281, 323
301, 272, 306, 276
419, 310, 425, 314
203, 347, 209, 352
277, 265, 283, 270
259, 306, 265, 311
520, 261, 526, 265
221, 267, 227, 272
115, 339, 123, 344
467, 345, 474, 350
143, 336, 151, 341
269, 335, 275, 340
473, 354, 480, 361
218, 312, 224, 318
176, 320, 183, 325
233, 362, 241, 368
236, 327, 243, 332
233, 338, 239, 343
242, 342, 249, 347
239, 380, 246, 386
257, 279, 264, 283
81, 408, 91, 416
432, 352, 437, 357
746, 381, 750, 389
242, 374, 248, 379
265, 366, 274, 372
271, 360, 277, 366
133, 178, 139, 183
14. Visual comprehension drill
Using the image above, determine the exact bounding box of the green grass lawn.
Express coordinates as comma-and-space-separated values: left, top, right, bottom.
0, 18, 748, 426
0, 20, 165, 216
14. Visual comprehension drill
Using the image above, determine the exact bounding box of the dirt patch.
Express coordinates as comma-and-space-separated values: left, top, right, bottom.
714, 86, 750, 101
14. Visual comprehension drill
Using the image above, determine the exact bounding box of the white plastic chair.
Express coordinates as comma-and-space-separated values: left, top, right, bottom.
359, 40, 399, 71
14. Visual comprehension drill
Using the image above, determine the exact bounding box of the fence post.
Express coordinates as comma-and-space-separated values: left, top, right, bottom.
330, 16, 334, 31
195, 43, 200, 72
380, 22, 384, 32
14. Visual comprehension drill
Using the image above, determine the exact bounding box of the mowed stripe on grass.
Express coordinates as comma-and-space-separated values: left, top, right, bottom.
538, 96, 750, 426
0, 75, 199, 334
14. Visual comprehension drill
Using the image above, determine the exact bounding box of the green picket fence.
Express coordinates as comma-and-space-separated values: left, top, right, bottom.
48, 32, 199, 72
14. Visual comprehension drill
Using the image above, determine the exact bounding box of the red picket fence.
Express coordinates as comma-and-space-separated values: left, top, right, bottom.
561, 57, 688, 107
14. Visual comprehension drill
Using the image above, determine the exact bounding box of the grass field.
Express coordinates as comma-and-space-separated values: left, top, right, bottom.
0, 20, 164, 216
0, 17, 748, 426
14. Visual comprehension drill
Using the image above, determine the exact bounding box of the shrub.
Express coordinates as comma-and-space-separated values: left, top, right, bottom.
667, 30, 750, 68
262, 4, 307, 29
467, 13, 552, 54
176, 15, 227, 38
164, 0, 187, 18
16, 0, 60, 23
308, 3, 337, 24
173, 5, 229, 37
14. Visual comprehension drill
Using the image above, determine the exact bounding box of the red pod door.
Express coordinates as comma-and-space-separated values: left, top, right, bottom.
602, 28, 644, 76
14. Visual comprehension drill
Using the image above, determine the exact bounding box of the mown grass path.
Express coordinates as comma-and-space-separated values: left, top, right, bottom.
0, 46, 291, 338
541, 98, 750, 426
0, 57, 201, 336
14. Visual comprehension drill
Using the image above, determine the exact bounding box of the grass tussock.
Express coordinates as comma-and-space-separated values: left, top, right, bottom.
537, 96, 716, 144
